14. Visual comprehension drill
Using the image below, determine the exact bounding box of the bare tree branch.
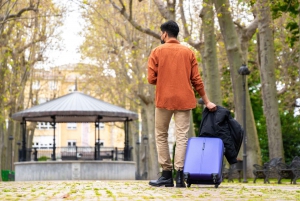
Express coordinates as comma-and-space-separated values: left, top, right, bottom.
153, 0, 170, 20
179, 0, 189, 37
0, 0, 10, 10
245, 18, 258, 40
0, 6, 37, 22
129, 0, 132, 21
17, 36, 46, 54
118, 0, 126, 13
109, 0, 160, 39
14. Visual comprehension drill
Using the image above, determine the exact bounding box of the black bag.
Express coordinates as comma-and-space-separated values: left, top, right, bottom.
198, 105, 244, 164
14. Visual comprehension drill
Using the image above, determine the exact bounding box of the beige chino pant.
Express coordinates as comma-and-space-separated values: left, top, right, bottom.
155, 108, 190, 171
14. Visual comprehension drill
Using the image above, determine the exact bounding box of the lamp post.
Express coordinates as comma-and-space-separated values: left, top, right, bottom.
17, 141, 21, 162
9, 135, 14, 181
9, 135, 14, 172
238, 64, 250, 183
142, 136, 148, 179
136, 140, 141, 180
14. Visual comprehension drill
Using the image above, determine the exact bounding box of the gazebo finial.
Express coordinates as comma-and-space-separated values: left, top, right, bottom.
75, 77, 78, 91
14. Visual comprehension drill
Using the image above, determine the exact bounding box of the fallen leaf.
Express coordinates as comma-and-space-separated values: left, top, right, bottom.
62, 193, 70, 198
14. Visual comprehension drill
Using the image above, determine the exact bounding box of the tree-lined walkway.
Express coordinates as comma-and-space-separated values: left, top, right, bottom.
0, 180, 299, 200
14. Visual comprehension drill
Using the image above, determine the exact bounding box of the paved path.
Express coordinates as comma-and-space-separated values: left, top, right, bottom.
0, 180, 299, 200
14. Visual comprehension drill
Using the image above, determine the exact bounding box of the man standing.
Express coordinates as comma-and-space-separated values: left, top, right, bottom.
147, 20, 216, 188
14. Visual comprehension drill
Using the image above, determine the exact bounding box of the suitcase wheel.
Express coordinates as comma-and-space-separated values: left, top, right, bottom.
187, 182, 191, 188
214, 184, 219, 188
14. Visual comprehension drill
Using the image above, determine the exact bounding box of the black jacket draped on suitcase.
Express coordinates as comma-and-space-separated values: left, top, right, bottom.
198, 106, 244, 165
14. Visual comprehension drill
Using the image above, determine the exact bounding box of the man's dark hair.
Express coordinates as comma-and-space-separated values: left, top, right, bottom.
160, 20, 179, 38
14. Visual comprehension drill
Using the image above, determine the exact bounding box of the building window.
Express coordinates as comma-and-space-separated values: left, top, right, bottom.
96, 123, 105, 130
32, 136, 52, 149
67, 140, 76, 147
49, 81, 57, 90
38, 98, 47, 104
32, 81, 40, 90
68, 85, 76, 92
36, 122, 52, 130
67, 123, 77, 130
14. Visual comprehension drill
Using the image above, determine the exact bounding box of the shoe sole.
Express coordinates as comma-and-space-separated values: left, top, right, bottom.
149, 183, 174, 187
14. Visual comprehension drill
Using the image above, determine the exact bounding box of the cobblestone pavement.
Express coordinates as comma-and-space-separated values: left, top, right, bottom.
0, 180, 299, 200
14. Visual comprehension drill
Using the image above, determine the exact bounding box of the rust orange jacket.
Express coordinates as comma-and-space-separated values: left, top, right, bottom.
148, 39, 206, 110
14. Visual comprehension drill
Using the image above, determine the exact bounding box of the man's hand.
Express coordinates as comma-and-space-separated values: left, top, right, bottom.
200, 94, 217, 112
206, 102, 217, 112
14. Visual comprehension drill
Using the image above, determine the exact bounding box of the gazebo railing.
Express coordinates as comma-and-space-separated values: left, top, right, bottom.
19, 146, 129, 161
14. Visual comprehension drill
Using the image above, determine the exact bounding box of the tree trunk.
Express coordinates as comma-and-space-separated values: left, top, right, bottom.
213, 0, 261, 176
298, 1, 300, 94
200, 0, 222, 106
0, 122, 5, 175
128, 101, 140, 178
257, 0, 284, 160
140, 107, 149, 179
0, 46, 8, 174
138, 83, 159, 179
0, 127, 2, 172
144, 101, 159, 179
13, 122, 21, 166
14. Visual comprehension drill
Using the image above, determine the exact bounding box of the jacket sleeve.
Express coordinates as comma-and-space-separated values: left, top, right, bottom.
216, 107, 238, 164
147, 49, 158, 85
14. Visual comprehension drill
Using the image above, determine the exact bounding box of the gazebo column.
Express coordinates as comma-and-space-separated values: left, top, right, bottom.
21, 118, 26, 162
94, 122, 97, 160
50, 116, 56, 161
124, 118, 130, 161
95, 116, 102, 160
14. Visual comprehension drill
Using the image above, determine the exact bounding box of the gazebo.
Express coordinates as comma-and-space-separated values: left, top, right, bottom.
11, 91, 139, 181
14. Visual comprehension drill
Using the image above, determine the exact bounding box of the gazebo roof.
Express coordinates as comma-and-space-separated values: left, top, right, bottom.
12, 91, 138, 123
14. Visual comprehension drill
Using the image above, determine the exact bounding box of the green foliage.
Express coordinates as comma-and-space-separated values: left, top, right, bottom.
249, 82, 269, 163
271, 0, 299, 18
280, 112, 300, 164
249, 72, 300, 164
38, 156, 49, 161
220, 65, 234, 110
270, 0, 300, 47
285, 21, 299, 47
192, 102, 204, 137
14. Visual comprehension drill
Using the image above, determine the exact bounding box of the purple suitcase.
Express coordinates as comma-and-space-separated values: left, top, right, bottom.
183, 137, 224, 188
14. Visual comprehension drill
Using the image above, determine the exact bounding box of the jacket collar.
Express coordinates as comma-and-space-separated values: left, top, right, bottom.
165, 39, 180, 44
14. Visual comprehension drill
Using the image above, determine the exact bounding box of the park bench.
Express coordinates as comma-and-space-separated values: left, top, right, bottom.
61, 150, 114, 160
61, 152, 77, 160
100, 150, 114, 160
222, 160, 243, 182
277, 156, 300, 184
253, 157, 282, 183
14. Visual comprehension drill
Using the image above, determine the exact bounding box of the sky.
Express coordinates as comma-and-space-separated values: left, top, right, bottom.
36, 1, 85, 69
55, 6, 84, 65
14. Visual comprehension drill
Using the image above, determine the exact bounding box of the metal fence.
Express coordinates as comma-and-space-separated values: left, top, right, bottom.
20, 146, 127, 161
